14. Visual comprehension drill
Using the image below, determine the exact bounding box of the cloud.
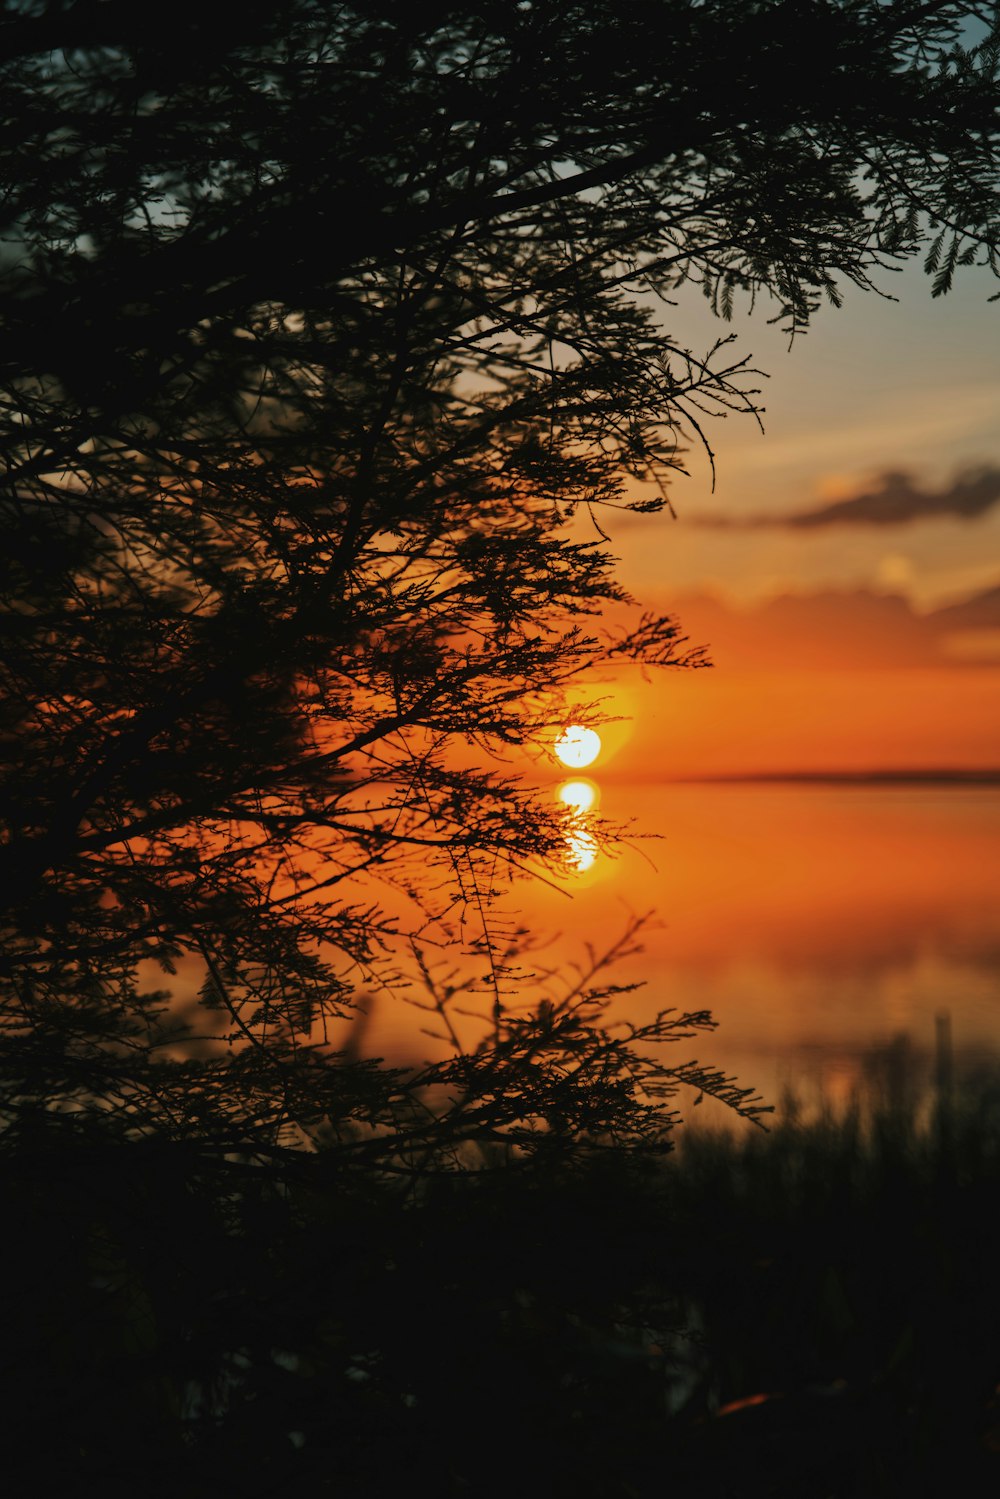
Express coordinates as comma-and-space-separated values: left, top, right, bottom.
655, 582, 1000, 670
928, 582, 1000, 630
695, 465, 1000, 529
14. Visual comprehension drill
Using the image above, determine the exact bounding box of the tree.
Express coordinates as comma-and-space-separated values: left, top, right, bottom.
3, 0, 999, 1163
1, 7, 999, 1166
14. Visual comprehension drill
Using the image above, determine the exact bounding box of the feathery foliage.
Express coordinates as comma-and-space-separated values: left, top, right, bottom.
2, 0, 999, 1165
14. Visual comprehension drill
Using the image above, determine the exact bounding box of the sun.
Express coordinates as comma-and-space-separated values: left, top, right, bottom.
554, 724, 601, 769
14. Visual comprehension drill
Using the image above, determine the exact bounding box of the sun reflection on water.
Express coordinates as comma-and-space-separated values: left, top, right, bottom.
557, 777, 600, 871
558, 778, 597, 814
565, 828, 598, 871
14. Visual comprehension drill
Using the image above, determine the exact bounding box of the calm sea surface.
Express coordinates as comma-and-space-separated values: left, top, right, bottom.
501, 781, 1000, 1122
163, 780, 1000, 1127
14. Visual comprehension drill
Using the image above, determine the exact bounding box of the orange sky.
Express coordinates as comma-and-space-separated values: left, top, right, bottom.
594, 665, 1000, 781
554, 259, 1000, 779
332, 261, 1000, 1095
339, 261, 1000, 1069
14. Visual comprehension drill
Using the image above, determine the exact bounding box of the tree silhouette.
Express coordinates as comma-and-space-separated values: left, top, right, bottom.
4, 1, 1000, 1487
7, 0, 1000, 1151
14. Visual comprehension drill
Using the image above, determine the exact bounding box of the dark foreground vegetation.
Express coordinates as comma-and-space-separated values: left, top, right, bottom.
5, 1055, 1000, 1499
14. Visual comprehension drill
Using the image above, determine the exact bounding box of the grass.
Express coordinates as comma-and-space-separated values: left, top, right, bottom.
655, 1033, 1000, 1495
3, 1029, 1000, 1496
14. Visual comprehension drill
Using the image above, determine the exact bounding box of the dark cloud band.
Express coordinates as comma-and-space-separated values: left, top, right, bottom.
695, 465, 1000, 529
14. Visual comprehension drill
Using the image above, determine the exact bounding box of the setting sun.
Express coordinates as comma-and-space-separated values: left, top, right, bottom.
554, 724, 601, 769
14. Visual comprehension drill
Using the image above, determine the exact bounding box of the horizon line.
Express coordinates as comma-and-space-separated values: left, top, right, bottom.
644, 767, 1000, 791
597, 767, 1000, 787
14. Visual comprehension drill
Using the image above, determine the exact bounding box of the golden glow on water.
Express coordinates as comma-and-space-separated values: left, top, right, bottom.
524, 784, 1000, 1101
554, 725, 601, 769
299, 780, 1000, 1107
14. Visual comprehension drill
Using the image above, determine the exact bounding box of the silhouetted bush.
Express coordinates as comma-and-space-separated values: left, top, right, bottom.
5, 1067, 1000, 1497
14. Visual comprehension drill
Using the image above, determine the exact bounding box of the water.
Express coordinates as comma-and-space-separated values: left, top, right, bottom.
508, 781, 1000, 1117
157, 778, 1000, 1126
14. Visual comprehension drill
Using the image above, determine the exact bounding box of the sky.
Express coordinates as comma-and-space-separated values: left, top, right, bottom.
504, 255, 1000, 1091
586, 257, 1000, 777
